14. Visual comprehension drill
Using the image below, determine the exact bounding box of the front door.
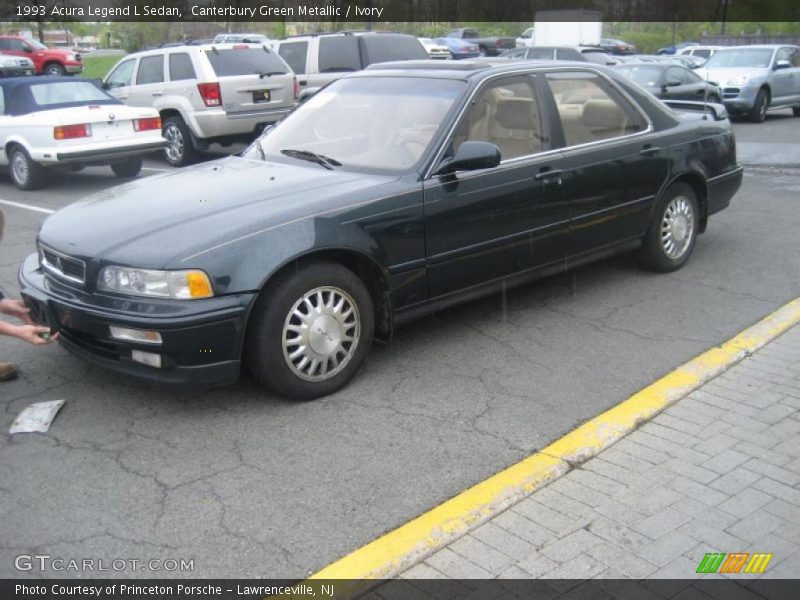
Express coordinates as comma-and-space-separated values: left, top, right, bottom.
423, 74, 571, 299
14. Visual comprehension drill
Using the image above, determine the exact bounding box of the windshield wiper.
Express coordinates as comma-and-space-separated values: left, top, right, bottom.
280, 149, 341, 170
258, 71, 287, 79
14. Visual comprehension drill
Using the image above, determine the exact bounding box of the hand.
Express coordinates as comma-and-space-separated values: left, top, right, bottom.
0, 298, 36, 325
11, 324, 59, 346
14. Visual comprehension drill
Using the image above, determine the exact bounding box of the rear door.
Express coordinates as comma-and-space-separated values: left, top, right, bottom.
277, 40, 311, 89
202, 45, 293, 115
127, 53, 166, 108
543, 69, 669, 258
310, 36, 361, 88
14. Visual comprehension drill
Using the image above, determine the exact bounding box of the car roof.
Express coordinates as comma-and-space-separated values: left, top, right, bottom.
715, 44, 791, 50
279, 31, 417, 41
360, 59, 605, 80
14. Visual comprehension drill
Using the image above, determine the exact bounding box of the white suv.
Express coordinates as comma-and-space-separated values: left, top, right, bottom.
103, 43, 297, 166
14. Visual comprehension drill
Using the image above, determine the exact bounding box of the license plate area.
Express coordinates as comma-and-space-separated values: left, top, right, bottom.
252, 89, 271, 103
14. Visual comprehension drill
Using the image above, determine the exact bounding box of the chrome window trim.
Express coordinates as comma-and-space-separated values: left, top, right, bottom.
424, 65, 655, 180
39, 244, 86, 285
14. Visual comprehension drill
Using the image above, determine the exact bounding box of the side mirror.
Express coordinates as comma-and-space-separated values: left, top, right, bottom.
435, 141, 501, 176
775, 59, 791, 70
22, 45, 33, 53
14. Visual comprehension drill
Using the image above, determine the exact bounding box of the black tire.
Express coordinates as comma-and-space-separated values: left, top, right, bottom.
111, 156, 143, 178
8, 145, 47, 190
162, 115, 197, 167
747, 89, 768, 123
245, 261, 374, 401
639, 182, 699, 272
793, 106, 800, 117
43, 62, 66, 76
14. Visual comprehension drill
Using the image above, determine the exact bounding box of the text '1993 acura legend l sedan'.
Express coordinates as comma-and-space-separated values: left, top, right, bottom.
20, 61, 743, 400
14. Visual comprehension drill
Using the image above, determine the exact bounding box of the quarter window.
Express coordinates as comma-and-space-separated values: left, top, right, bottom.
136, 55, 164, 85
546, 71, 644, 146
168, 53, 195, 81
278, 41, 308, 74
452, 76, 548, 161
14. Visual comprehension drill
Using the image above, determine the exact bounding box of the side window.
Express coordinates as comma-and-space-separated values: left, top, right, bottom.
318, 37, 361, 72
105, 58, 136, 89
791, 48, 800, 67
556, 48, 581, 61
10, 39, 26, 51
0, 40, 9, 51
136, 55, 164, 85
452, 76, 548, 161
546, 71, 645, 147
775, 47, 793, 65
666, 67, 686, 84
168, 53, 195, 81
529, 48, 554, 60
278, 41, 308, 74
693, 49, 711, 59
505, 49, 525, 59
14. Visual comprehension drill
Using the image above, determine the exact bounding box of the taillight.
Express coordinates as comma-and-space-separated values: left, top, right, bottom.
233, 44, 249, 49
293, 76, 299, 101
133, 116, 161, 132
197, 82, 222, 107
54, 124, 91, 140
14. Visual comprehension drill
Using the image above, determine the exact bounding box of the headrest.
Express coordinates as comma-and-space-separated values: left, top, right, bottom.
581, 99, 626, 129
494, 97, 536, 130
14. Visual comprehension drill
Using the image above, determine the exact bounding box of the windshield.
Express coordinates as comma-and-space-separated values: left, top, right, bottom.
28, 39, 47, 50
245, 76, 466, 173
616, 65, 662, 87
704, 48, 774, 69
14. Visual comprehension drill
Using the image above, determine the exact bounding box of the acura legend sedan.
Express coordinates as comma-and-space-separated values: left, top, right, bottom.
20, 61, 743, 400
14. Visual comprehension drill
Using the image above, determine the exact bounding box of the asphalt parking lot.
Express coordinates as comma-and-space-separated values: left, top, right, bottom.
1, 111, 800, 579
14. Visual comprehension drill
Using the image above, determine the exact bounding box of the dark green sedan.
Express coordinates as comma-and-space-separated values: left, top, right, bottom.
20, 60, 743, 400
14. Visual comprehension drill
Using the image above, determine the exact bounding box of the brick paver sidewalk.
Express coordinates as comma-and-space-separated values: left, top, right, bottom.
398, 324, 800, 582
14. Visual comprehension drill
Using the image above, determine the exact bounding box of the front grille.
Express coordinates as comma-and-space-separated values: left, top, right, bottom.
39, 245, 86, 285
723, 87, 740, 98
60, 326, 120, 360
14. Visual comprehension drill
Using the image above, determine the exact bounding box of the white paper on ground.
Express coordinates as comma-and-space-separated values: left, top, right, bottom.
9, 400, 66, 434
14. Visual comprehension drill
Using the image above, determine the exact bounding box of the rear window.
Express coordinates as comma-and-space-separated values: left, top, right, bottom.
31, 81, 110, 105
278, 41, 308, 74
361, 35, 429, 66
205, 48, 288, 77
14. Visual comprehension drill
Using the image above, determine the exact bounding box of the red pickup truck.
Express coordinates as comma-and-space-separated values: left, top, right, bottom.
0, 36, 82, 76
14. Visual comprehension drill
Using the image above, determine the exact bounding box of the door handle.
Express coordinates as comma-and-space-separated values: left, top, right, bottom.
117, 94, 128, 100
151, 91, 163, 97
534, 168, 563, 181
299, 80, 307, 86
640, 145, 662, 156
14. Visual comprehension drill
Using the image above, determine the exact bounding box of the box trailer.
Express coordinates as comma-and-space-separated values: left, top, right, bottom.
533, 10, 602, 47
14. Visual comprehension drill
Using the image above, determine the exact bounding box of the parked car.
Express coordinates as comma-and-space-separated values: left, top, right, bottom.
418, 38, 452, 60
19, 61, 743, 399
615, 63, 723, 103
616, 54, 661, 64
103, 43, 297, 166
443, 28, 516, 56
213, 33, 271, 46
579, 47, 620, 65
0, 36, 82, 76
677, 45, 723, 60
0, 53, 35, 77
517, 27, 535, 48
499, 46, 586, 61
659, 54, 707, 69
433, 37, 480, 60
275, 32, 428, 95
0, 77, 166, 190
600, 38, 636, 55
657, 41, 698, 55
697, 45, 800, 122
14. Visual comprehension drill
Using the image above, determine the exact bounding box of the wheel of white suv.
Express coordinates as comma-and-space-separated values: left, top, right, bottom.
162, 116, 197, 167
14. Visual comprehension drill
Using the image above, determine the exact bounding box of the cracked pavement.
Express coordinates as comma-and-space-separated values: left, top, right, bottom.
1, 113, 800, 578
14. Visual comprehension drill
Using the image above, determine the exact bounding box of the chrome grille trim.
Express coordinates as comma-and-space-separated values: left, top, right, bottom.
39, 244, 86, 285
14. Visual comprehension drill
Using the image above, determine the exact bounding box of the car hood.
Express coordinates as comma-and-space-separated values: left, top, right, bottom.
38, 157, 397, 268
698, 66, 765, 84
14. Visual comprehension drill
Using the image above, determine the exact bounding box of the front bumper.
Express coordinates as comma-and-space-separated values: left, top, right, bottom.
721, 84, 759, 112
0, 66, 34, 76
19, 254, 255, 387
66, 64, 83, 74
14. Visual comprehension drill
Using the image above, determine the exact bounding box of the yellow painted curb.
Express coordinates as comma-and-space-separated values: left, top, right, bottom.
310, 296, 800, 582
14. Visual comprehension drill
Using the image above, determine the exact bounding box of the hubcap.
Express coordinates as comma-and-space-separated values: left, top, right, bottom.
164, 124, 184, 162
282, 286, 360, 382
661, 195, 694, 259
11, 152, 29, 185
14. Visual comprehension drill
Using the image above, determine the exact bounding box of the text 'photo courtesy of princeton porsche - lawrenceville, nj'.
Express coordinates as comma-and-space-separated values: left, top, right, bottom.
1, 1, 800, 599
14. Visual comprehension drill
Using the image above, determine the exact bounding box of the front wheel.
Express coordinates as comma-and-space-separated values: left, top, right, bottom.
111, 156, 142, 178
639, 182, 699, 272
748, 89, 768, 123
8, 145, 47, 190
43, 63, 66, 76
245, 262, 375, 401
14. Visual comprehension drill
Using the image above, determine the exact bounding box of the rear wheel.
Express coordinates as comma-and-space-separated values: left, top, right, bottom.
162, 115, 197, 167
639, 182, 699, 272
748, 89, 768, 123
43, 62, 66, 76
111, 156, 143, 178
8, 145, 47, 190
245, 261, 374, 401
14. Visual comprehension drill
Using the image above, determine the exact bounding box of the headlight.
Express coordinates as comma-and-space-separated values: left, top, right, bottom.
97, 267, 213, 299
725, 75, 750, 86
